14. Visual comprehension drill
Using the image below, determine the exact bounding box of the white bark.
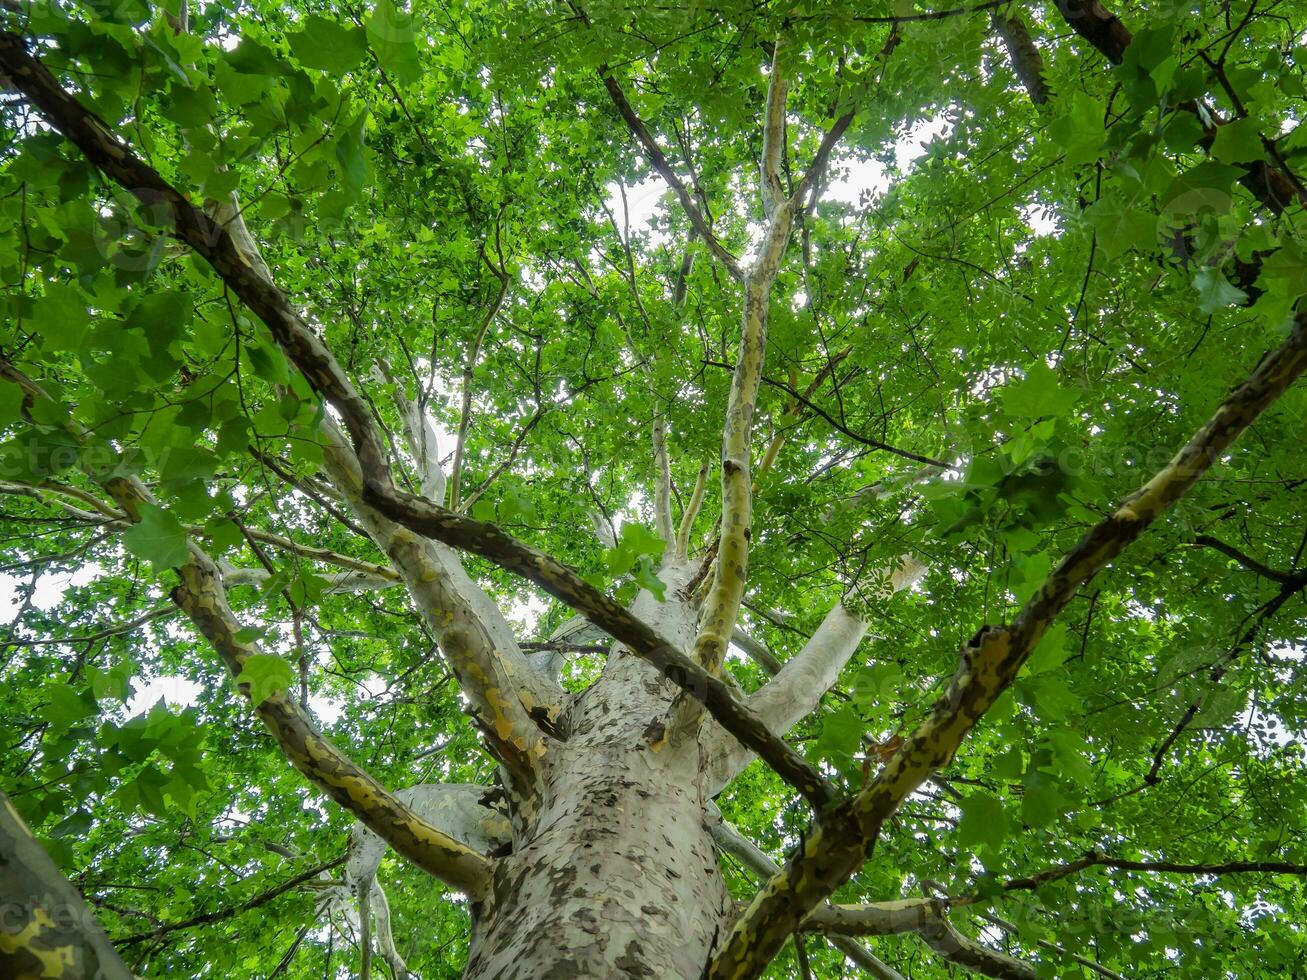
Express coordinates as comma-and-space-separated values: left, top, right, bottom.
217, 561, 400, 595
703, 604, 865, 795
317, 420, 560, 776
704, 559, 926, 794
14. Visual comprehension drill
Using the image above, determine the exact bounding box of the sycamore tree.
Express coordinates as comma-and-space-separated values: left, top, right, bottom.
2, 0, 1307, 977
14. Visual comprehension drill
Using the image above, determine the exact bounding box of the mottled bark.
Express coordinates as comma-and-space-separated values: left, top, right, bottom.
0, 792, 133, 980
466, 580, 732, 979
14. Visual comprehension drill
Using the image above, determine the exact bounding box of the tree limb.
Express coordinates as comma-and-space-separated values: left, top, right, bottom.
0, 790, 134, 979
675, 460, 710, 559
1050, 0, 1303, 212
114, 857, 345, 946
376, 360, 446, 504
598, 68, 743, 280
0, 29, 837, 811
691, 40, 797, 679
316, 418, 559, 774
705, 603, 868, 794
992, 12, 1049, 105
707, 315, 1307, 977
449, 271, 509, 511
709, 812, 905, 980
730, 625, 783, 675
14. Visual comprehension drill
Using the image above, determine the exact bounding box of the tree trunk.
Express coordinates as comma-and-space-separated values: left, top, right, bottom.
465, 566, 732, 979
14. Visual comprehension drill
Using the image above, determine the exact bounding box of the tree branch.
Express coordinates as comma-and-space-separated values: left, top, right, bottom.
449, 271, 509, 511
115, 857, 345, 946
0, 790, 134, 979
702, 359, 951, 468
760, 39, 788, 219
595, 60, 743, 279
709, 812, 905, 980
316, 418, 560, 775
690, 43, 799, 679
0, 29, 837, 811
705, 603, 868, 794
1193, 533, 1293, 583
707, 316, 1307, 977
376, 360, 446, 504
730, 625, 782, 675
675, 460, 710, 559
992, 12, 1049, 105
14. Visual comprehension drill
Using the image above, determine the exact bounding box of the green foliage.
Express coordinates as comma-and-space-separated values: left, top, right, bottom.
1, 0, 1305, 977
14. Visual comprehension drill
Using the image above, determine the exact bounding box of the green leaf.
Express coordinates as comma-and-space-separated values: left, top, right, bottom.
1026, 621, 1072, 674
815, 704, 864, 761
122, 503, 189, 571
1084, 195, 1157, 258
607, 522, 665, 575
1047, 92, 1105, 167
367, 0, 422, 85
1194, 267, 1248, 314
956, 792, 1011, 851
633, 556, 667, 602
0, 382, 24, 428
40, 685, 98, 729
1001, 363, 1079, 419
1211, 117, 1266, 164
1160, 162, 1245, 215
34, 283, 90, 352
289, 16, 368, 74
335, 110, 368, 200
235, 654, 296, 705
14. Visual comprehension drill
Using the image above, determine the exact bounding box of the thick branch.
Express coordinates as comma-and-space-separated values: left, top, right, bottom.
730, 625, 782, 675
760, 39, 788, 219
316, 419, 558, 771
1051, 0, 1303, 212
705, 603, 867, 794
218, 562, 401, 595
0, 30, 836, 811
992, 12, 1049, 104
0, 791, 134, 979
708, 317, 1307, 977
710, 813, 905, 980
693, 48, 798, 675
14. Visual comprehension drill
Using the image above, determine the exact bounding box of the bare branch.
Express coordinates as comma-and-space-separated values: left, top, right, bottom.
597, 71, 743, 279
115, 857, 345, 946
449, 272, 510, 511
376, 361, 446, 504
760, 39, 788, 219
675, 461, 710, 559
